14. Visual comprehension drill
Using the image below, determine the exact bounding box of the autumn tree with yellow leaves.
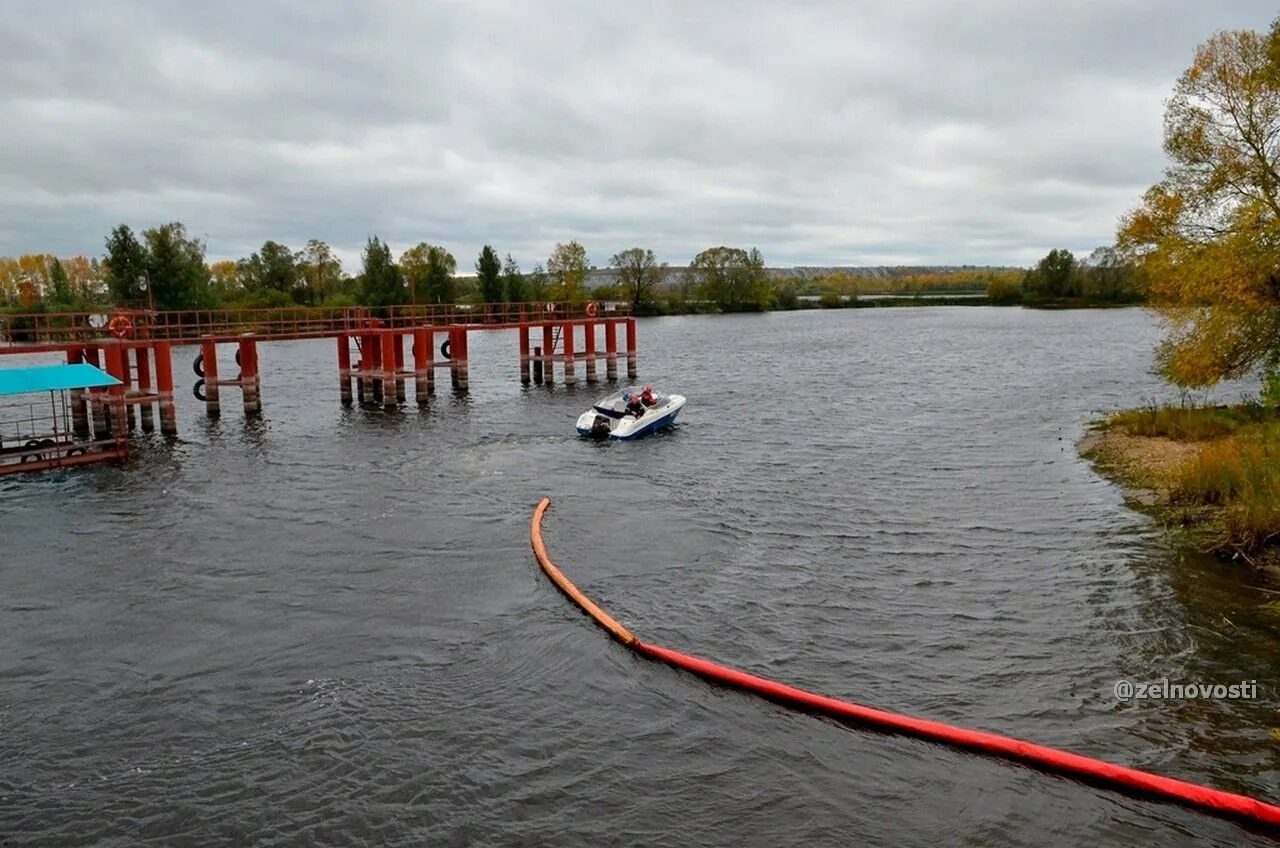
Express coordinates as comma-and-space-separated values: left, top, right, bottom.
1118, 20, 1280, 388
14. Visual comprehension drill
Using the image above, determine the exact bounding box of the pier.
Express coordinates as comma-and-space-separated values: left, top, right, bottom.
0, 303, 639, 465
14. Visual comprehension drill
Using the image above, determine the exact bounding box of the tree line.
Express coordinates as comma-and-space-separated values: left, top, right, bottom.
0, 223, 781, 314
0, 222, 1146, 318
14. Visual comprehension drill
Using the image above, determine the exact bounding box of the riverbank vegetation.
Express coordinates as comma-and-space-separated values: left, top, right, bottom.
1085, 403, 1280, 566
1086, 18, 1280, 569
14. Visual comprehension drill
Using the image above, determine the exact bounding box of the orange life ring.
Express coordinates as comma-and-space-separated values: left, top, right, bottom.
107, 315, 132, 339
585, 302, 599, 318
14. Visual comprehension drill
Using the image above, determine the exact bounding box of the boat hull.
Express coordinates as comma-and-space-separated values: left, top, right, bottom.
576, 394, 685, 440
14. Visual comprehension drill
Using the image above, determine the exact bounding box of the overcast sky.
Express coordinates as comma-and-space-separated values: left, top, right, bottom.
2, 1, 1275, 272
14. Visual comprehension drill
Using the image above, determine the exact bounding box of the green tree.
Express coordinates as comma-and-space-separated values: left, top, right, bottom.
689, 245, 772, 311
48, 257, 73, 305
547, 241, 588, 300
401, 243, 456, 305
1021, 249, 1078, 300
237, 240, 300, 300
104, 224, 148, 304
359, 236, 405, 307
476, 245, 503, 303
501, 253, 525, 302
296, 239, 345, 304
526, 263, 548, 301
1118, 20, 1280, 386
609, 247, 666, 312
143, 223, 213, 309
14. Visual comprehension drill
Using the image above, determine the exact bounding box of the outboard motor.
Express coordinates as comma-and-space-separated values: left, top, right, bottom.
589, 414, 612, 439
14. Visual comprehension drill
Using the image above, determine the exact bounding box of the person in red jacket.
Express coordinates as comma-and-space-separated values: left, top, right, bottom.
640, 385, 656, 407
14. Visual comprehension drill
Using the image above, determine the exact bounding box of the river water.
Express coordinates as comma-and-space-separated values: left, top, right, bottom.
1, 307, 1277, 847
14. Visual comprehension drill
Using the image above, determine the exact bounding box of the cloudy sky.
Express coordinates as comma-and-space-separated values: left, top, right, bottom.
2, 1, 1275, 272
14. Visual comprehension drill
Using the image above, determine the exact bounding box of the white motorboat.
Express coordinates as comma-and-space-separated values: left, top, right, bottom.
576, 385, 686, 440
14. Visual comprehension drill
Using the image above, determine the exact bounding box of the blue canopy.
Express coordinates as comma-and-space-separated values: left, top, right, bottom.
0, 363, 121, 397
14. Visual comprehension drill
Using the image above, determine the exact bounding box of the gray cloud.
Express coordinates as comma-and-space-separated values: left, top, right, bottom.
1, 0, 1275, 271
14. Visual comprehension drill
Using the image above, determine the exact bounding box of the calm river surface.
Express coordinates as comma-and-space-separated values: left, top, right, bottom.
2, 307, 1277, 847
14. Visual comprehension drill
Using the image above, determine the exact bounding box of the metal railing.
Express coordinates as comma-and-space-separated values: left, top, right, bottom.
0, 301, 633, 344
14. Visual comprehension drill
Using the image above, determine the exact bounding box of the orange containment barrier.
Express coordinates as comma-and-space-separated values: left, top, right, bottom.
529, 497, 1280, 831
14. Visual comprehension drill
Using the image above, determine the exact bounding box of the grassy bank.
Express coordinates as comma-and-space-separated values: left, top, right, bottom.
1082, 402, 1280, 567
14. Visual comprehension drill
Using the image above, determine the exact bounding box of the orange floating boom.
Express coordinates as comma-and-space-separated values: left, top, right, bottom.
528, 496, 1280, 831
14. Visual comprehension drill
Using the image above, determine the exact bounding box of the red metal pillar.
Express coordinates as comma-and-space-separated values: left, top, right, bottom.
337, 334, 352, 406
519, 323, 531, 385
368, 331, 383, 403
238, 336, 260, 415
393, 333, 406, 403
154, 342, 177, 436
450, 327, 469, 392
625, 318, 638, 380
200, 339, 220, 416
562, 322, 576, 385
102, 344, 128, 435
82, 346, 109, 436
605, 321, 618, 382
122, 344, 137, 432
65, 346, 90, 437
135, 345, 155, 432
542, 323, 555, 385
413, 328, 430, 405
380, 331, 397, 409
584, 321, 597, 383
425, 327, 436, 395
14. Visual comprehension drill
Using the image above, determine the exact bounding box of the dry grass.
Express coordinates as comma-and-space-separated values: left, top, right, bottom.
1089, 404, 1280, 562
1106, 402, 1267, 441
1167, 425, 1280, 557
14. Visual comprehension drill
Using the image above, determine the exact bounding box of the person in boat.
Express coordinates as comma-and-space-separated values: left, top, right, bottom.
640, 385, 656, 407
624, 392, 645, 417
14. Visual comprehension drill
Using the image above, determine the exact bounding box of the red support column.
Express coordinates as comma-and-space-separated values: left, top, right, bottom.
83, 346, 109, 436
65, 346, 90, 437
380, 331, 397, 409
154, 342, 177, 436
425, 327, 436, 395
200, 338, 220, 417
135, 345, 155, 432
450, 327, 469, 392
625, 318, 638, 380
584, 321, 597, 383
122, 345, 136, 432
519, 323, 531, 385
605, 320, 618, 382
542, 323, 555, 385
368, 331, 383, 403
393, 333, 406, 403
238, 336, 260, 415
103, 344, 128, 435
562, 322, 576, 385
337, 334, 352, 406
413, 328, 430, 405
